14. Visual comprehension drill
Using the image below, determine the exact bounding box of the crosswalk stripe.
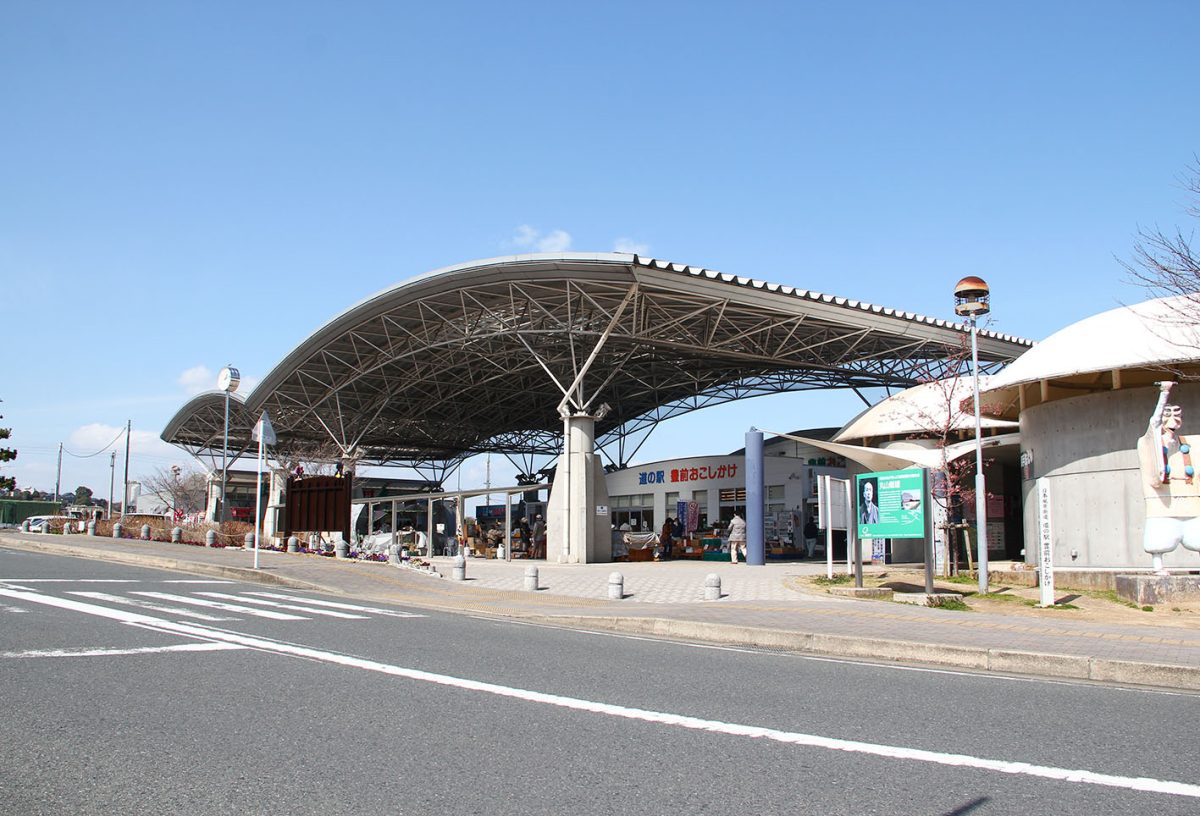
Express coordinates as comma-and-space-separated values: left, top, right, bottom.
131, 592, 308, 620
70, 591, 234, 621
196, 592, 368, 619
244, 592, 425, 618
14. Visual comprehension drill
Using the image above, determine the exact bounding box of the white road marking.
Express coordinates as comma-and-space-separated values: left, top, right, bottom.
130, 591, 307, 620
196, 592, 368, 619
1, 603, 29, 613
161, 580, 236, 584
1, 643, 244, 659
70, 591, 234, 621
243, 592, 425, 618
1, 585, 1195, 800
0, 579, 140, 583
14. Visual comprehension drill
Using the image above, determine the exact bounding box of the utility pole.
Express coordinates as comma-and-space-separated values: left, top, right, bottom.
122, 419, 130, 517
54, 442, 63, 502
109, 451, 116, 520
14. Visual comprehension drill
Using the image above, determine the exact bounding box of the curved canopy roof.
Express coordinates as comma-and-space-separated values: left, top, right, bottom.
162, 253, 1032, 469
833, 376, 1018, 444
981, 294, 1200, 419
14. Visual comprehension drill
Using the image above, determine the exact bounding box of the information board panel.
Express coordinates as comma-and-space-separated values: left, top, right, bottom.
856, 468, 927, 540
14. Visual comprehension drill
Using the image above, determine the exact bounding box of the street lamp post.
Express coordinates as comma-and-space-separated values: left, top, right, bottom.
954, 277, 991, 595
171, 464, 181, 523
217, 365, 240, 529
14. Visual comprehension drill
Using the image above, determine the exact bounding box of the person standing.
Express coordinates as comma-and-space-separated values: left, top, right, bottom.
659, 517, 674, 559
803, 517, 819, 559
728, 512, 747, 563
530, 514, 546, 559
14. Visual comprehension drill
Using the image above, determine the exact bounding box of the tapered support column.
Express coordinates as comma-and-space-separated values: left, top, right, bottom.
547, 413, 612, 563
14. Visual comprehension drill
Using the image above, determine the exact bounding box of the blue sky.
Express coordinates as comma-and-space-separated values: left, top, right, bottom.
3, 1, 1199, 506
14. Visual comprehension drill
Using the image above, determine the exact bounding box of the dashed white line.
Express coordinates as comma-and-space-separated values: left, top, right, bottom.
0, 579, 140, 583
70, 591, 234, 621
1, 643, 244, 659
243, 592, 425, 618
161, 580, 236, 584
130, 591, 308, 620
196, 592, 368, 619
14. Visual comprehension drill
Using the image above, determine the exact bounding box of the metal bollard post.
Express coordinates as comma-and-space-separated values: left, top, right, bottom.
87, 521, 96, 536
287, 535, 300, 553
524, 565, 539, 592
205, 529, 216, 547
452, 555, 466, 581
608, 571, 624, 600
113, 522, 123, 539
704, 573, 722, 601
171, 527, 182, 543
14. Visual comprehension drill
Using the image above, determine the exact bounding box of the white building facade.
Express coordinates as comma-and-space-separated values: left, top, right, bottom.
604, 432, 846, 544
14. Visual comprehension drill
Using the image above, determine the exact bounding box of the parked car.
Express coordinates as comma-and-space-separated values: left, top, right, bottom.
24, 515, 75, 533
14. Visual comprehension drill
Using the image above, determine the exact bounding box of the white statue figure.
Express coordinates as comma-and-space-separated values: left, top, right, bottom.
1137, 381, 1200, 573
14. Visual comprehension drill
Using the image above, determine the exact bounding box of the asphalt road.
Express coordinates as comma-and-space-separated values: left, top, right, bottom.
3, 548, 1199, 815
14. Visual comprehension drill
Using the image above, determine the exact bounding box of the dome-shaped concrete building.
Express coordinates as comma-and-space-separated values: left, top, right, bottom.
983, 295, 1200, 571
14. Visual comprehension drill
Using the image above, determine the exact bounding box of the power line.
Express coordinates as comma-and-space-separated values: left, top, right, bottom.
63, 427, 127, 459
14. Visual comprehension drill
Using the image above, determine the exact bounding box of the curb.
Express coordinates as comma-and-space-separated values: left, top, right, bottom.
5, 535, 1200, 691
537, 615, 1200, 691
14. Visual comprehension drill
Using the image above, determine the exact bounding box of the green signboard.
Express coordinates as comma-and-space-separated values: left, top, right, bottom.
856, 468, 927, 539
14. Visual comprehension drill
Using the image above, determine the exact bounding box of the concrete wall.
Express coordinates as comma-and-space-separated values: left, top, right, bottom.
1019, 382, 1200, 570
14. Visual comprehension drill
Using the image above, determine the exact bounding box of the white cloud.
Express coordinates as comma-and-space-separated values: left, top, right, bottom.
511, 224, 539, 248
613, 237, 649, 255
178, 365, 214, 395
537, 229, 572, 253
506, 225, 573, 253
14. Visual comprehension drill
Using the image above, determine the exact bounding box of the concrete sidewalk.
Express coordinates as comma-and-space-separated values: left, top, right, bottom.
4, 531, 1200, 691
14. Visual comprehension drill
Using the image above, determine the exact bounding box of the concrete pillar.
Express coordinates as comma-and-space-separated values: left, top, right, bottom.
87, 521, 96, 536
452, 555, 466, 581
113, 523, 123, 538
287, 535, 300, 552
547, 413, 612, 564
205, 529, 216, 547
244, 532, 254, 548
262, 468, 285, 540
746, 429, 766, 566
171, 527, 182, 543
523, 565, 539, 591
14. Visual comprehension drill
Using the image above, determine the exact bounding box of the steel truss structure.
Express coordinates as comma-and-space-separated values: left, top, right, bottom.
162, 254, 1032, 478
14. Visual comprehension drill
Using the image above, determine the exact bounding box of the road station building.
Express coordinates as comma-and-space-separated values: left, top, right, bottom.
160, 252, 1029, 563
